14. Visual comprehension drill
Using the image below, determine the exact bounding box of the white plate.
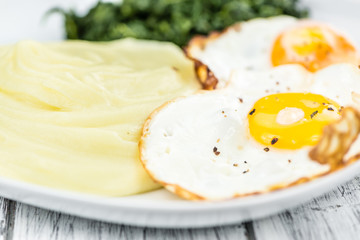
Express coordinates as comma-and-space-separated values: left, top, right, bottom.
1, 0, 360, 228
1, 161, 360, 228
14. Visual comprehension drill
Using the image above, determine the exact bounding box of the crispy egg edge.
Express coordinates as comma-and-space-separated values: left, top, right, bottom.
184, 22, 243, 90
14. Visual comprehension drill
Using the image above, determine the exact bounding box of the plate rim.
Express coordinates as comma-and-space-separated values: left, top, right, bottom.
1, 159, 360, 212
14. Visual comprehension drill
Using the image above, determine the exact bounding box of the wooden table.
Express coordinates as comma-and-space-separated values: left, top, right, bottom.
0, 175, 359, 240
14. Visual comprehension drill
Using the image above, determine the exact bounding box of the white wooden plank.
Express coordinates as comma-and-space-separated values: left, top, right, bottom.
0, 198, 15, 240
12, 205, 122, 240
12, 203, 248, 240
253, 175, 360, 240
0, 199, 8, 239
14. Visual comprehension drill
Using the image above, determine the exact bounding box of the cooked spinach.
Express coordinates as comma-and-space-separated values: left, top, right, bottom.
50, 0, 308, 46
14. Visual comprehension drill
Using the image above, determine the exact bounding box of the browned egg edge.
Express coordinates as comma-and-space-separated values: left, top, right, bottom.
183, 22, 243, 90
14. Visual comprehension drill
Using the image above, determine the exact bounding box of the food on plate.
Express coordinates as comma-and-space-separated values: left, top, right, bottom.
0, 39, 200, 196
310, 107, 360, 169
51, 0, 307, 46
139, 64, 360, 200
185, 16, 359, 89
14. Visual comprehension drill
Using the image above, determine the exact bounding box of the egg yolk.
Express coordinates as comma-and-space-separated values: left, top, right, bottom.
271, 25, 358, 72
248, 93, 341, 150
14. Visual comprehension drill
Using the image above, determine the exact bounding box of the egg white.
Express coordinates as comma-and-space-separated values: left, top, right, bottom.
187, 16, 297, 88
140, 91, 329, 200
140, 64, 360, 200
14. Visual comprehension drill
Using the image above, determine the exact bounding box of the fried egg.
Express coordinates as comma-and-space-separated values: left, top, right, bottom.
139, 64, 360, 200
186, 16, 359, 89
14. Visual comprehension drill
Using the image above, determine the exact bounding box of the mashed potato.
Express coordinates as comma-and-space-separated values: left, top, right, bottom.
0, 39, 200, 196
